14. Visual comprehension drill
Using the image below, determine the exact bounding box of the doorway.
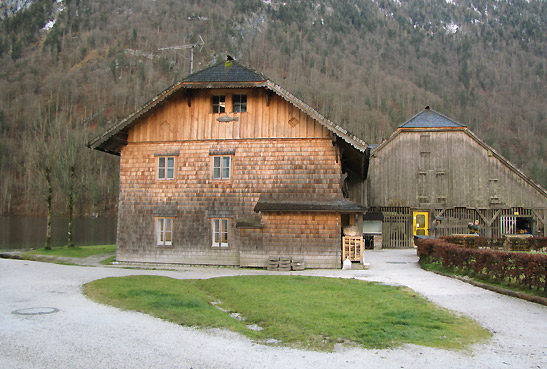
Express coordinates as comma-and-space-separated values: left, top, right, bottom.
413, 211, 429, 245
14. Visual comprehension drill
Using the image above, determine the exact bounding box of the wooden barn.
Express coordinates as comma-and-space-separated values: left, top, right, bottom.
88, 60, 369, 268
366, 107, 547, 248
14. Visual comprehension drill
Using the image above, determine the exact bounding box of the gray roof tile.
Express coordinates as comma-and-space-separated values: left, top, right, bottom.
184, 61, 267, 83
399, 107, 466, 128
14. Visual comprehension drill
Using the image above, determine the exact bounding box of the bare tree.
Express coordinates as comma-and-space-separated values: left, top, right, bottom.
30, 118, 58, 250
55, 126, 83, 248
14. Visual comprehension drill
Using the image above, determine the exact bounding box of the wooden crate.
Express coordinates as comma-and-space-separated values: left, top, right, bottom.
267, 257, 279, 271
266, 257, 305, 271
291, 259, 305, 271
342, 236, 363, 262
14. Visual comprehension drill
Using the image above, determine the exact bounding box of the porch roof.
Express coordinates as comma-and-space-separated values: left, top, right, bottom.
254, 196, 366, 213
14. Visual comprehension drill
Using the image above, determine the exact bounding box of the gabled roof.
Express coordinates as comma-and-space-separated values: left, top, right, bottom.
88, 61, 367, 155
464, 129, 547, 199
372, 109, 547, 200
184, 60, 267, 82
399, 107, 466, 129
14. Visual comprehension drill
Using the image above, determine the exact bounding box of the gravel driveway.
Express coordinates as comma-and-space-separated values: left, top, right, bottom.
1, 249, 546, 369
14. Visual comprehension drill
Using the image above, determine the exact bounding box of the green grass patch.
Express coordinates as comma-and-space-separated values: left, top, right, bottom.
26, 244, 116, 258
83, 275, 490, 351
100, 256, 116, 265
421, 262, 546, 298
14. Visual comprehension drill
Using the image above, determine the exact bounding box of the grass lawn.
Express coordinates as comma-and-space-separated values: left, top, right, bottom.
83, 275, 490, 351
26, 244, 116, 258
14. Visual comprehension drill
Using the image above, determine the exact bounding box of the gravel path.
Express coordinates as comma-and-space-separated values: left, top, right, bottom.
1, 249, 546, 369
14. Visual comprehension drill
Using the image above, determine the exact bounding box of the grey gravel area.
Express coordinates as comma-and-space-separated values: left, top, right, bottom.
1, 249, 546, 369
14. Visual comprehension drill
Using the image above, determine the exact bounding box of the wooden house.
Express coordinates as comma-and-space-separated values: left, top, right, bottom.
88, 61, 369, 268
366, 107, 547, 248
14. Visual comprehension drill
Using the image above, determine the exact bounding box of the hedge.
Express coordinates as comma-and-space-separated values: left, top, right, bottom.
440, 236, 547, 252
417, 238, 547, 295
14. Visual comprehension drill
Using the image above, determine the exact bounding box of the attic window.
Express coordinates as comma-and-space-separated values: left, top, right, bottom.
232, 95, 247, 112
212, 95, 225, 113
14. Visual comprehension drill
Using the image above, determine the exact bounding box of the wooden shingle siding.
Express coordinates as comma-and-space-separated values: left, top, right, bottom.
261, 213, 341, 269
116, 138, 342, 266
89, 62, 370, 266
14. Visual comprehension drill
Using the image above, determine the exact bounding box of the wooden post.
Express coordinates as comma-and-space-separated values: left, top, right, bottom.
357, 213, 364, 264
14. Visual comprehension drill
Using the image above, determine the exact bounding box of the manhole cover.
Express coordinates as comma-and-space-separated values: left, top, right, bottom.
385, 261, 408, 264
12, 307, 59, 315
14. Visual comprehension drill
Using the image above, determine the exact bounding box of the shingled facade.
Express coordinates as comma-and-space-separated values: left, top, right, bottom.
89, 61, 368, 268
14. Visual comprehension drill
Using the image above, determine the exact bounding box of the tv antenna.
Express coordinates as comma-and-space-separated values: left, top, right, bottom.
158, 35, 204, 74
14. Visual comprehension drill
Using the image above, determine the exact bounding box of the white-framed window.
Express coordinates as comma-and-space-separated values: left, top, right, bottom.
212, 95, 225, 113
232, 94, 247, 112
212, 156, 231, 180
211, 218, 229, 247
156, 217, 173, 246
158, 156, 175, 180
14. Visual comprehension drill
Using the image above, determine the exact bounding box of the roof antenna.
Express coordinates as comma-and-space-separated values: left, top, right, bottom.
158, 35, 204, 74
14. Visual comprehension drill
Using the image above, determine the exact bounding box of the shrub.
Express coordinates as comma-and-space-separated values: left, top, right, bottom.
416, 238, 547, 294
439, 236, 547, 252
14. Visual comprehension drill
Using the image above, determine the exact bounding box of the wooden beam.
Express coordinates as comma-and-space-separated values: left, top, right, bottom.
532, 209, 546, 236
266, 90, 273, 107
487, 209, 501, 226
475, 209, 488, 224
187, 90, 193, 107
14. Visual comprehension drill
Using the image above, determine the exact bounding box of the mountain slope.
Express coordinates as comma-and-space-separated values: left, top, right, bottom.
0, 0, 545, 215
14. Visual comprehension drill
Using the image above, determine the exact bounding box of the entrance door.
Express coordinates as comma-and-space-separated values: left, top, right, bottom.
413, 211, 429, 245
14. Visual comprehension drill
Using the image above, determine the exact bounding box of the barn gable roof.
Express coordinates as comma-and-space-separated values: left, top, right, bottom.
372, 109, 547, 200
87, 61, 367, 155
399, 107, 466, 129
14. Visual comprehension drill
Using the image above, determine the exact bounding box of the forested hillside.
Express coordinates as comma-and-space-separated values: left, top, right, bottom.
0, 0, 545, 216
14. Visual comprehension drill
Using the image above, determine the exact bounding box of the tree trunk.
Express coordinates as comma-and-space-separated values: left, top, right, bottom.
45, 166, 52, 250
67, 165, 75, 248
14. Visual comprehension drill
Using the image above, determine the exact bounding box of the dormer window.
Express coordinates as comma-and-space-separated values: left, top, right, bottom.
212, 95, 225, 113
232, 95, 247, 112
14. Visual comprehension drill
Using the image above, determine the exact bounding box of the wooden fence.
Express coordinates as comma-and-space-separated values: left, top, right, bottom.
370, 207, 546, 249
378, 207, 413, 248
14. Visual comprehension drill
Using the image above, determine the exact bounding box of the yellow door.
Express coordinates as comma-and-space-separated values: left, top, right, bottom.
413, 211, 429, 245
